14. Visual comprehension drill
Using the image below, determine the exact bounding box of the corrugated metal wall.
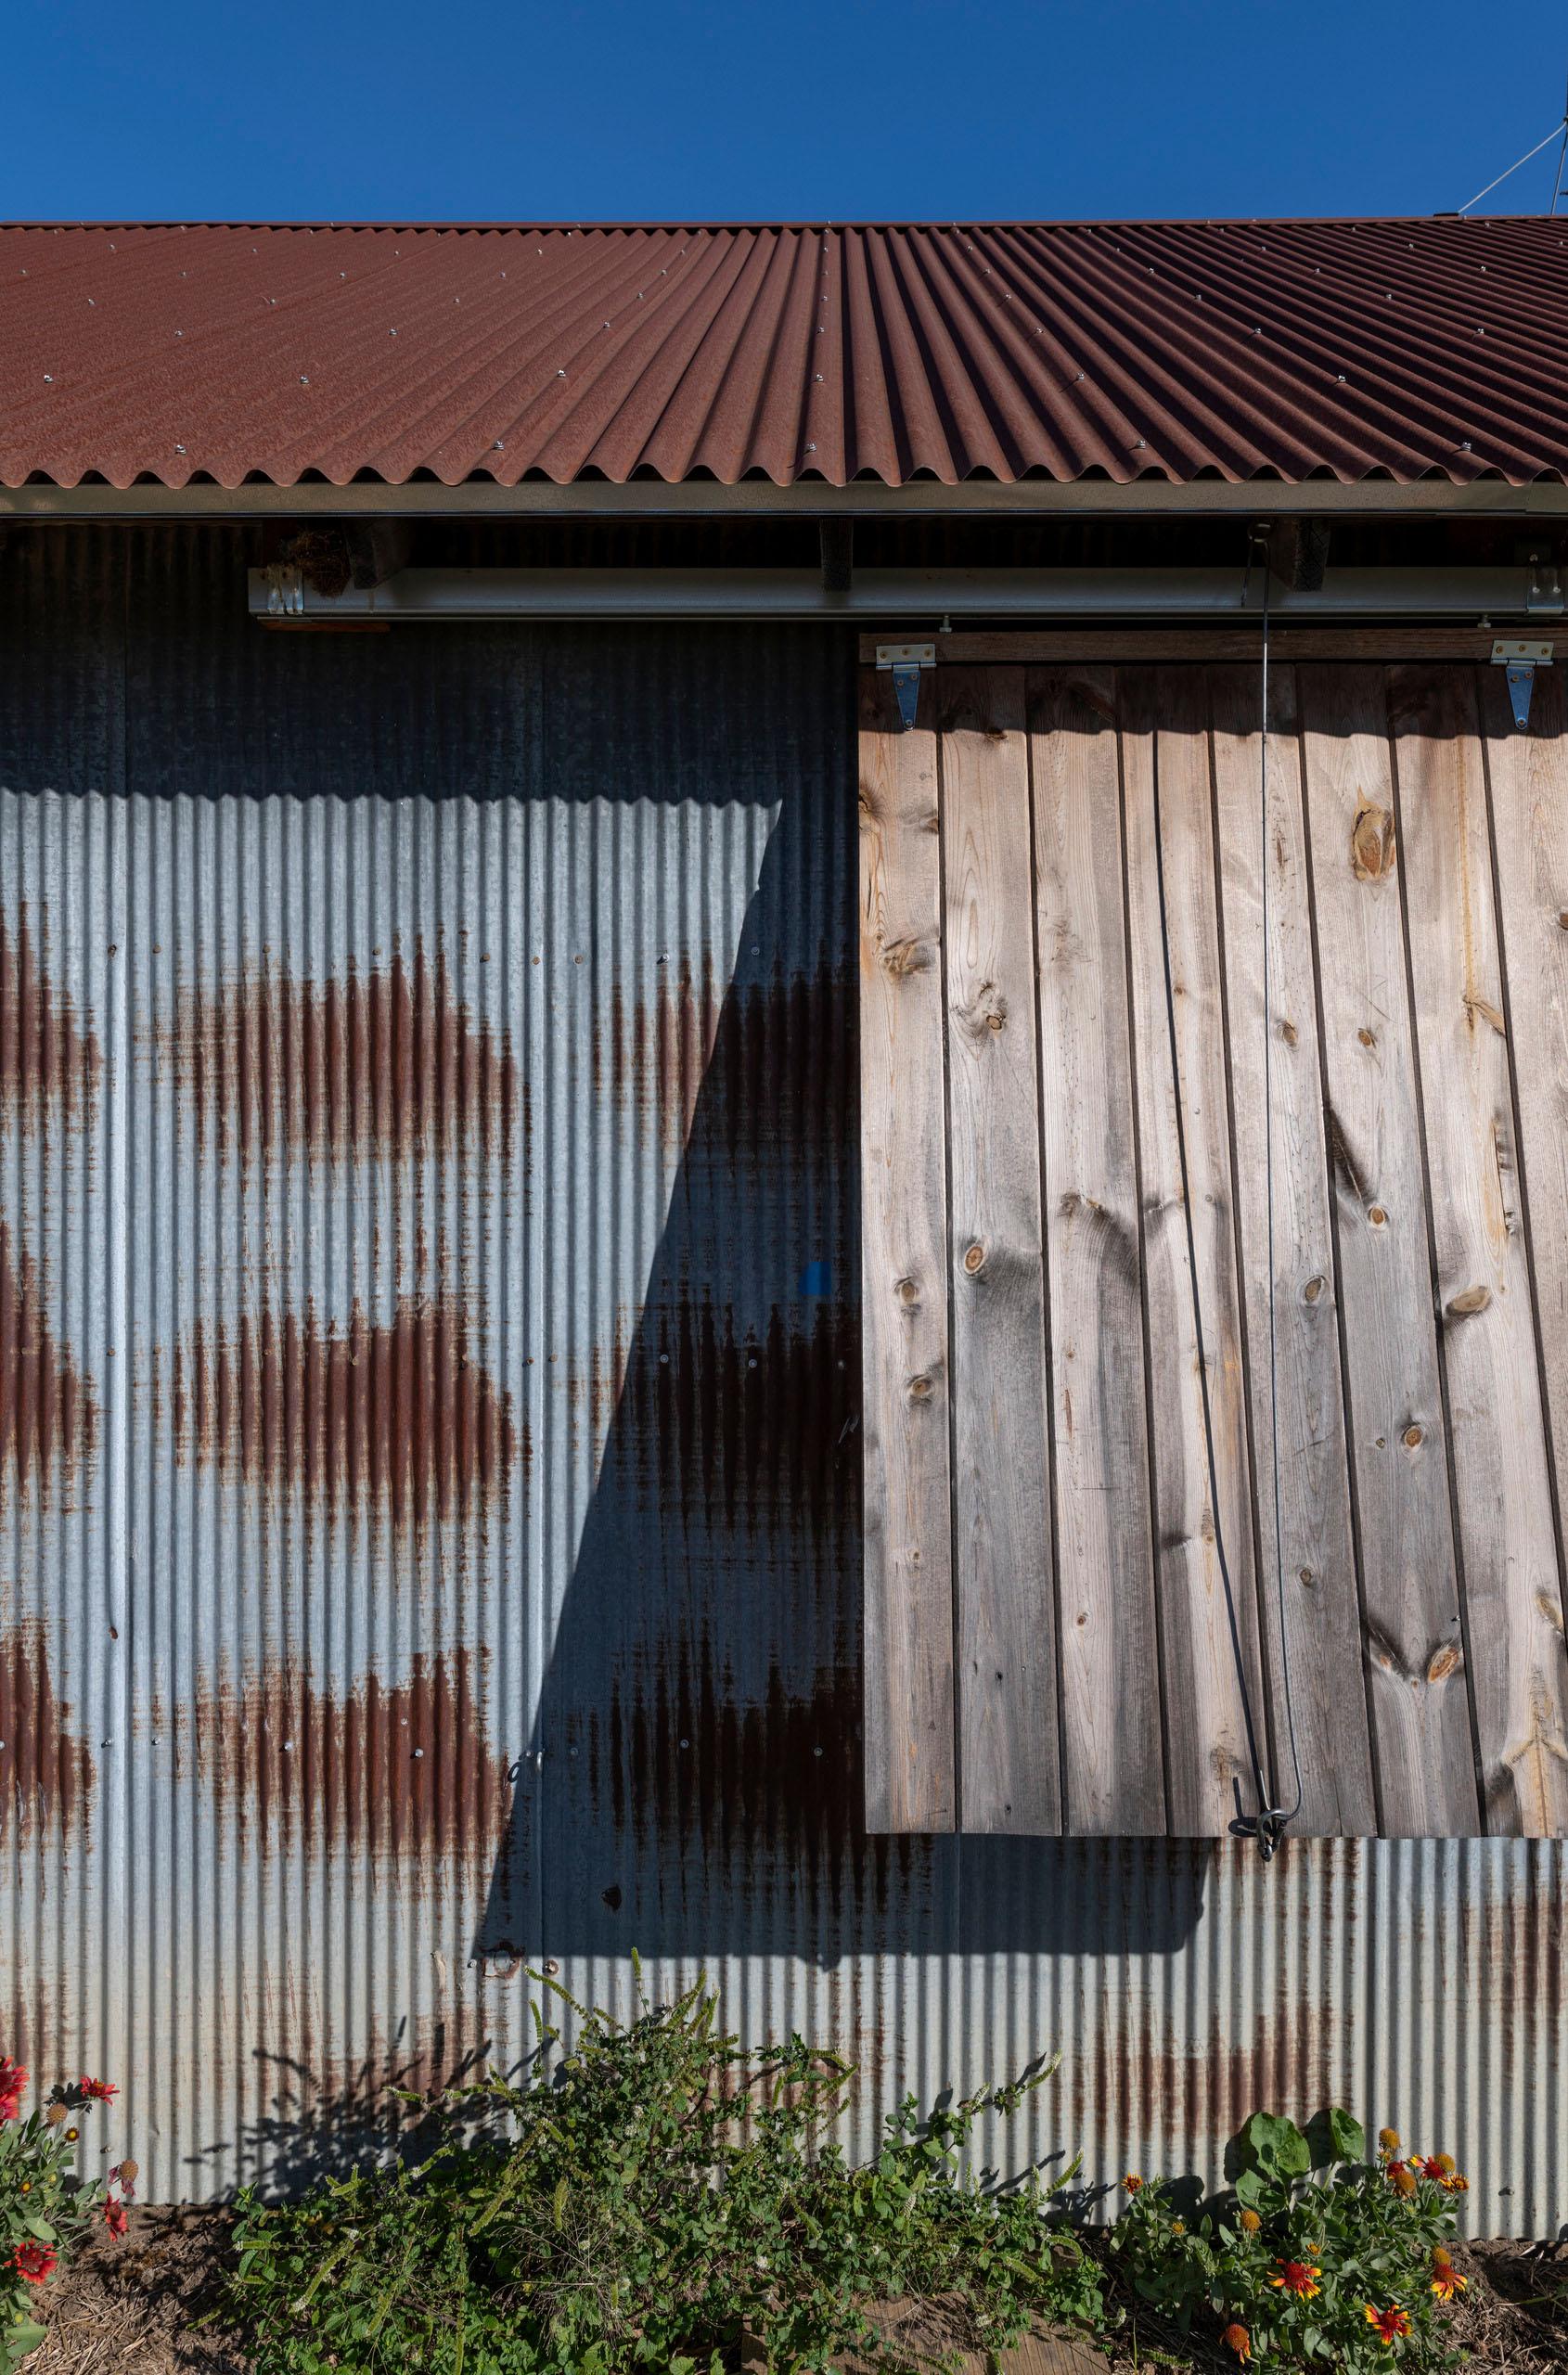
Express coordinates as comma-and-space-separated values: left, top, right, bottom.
0, 528, 1564, 2232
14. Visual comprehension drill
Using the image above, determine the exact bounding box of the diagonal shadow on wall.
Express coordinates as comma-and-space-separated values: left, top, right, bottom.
479, 663, 1210, 1973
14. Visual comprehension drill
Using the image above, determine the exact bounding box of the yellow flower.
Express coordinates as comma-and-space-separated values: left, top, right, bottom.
1240, 2209, 1262, 2234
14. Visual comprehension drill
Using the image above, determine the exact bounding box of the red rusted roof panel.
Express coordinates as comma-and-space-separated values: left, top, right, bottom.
2, 217, 1565, 491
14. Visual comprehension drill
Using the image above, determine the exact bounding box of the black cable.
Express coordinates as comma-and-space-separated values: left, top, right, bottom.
1253, 541, 1304, 1857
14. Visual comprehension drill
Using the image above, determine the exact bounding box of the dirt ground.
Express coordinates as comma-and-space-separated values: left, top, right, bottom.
25, 2215, 1568, 2374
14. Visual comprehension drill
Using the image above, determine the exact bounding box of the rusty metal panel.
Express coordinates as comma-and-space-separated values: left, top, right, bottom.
0, 532, 1566, 2235
2, 219, 1565, 492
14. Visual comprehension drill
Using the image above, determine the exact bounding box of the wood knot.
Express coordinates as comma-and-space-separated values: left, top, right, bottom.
1426, 1643, 1461, 1686
880, 935, 932, 981
962, 1243, 985, 1274
1303, 1275, 1325, 1303
1369, 1206, 1387, 1226
1351, 794, 1396, 881
1357, 1027, 1375, 1047
1299, 1568, 1316, 1586
1280, 1018, 1299, 1046
907, 1374, 935, 1403
986, 1010, 1004, 1032
1403, 1425, 1424, 1449
1447, 1285, 1491, 1317
895, 1276, 919, 1307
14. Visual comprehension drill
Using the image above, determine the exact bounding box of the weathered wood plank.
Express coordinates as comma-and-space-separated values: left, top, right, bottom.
1393, 662, 1568, 1835
1029, 664, 1165, 1834
858, 666, 957, 1832
1298, 664, 1481, 1835
939, 666, 1061, 1832
1123, 666, 1269, 1837
1210, 663, 1378, 1836
1473, 661, 1568, 1829
859, 633, 1540, 667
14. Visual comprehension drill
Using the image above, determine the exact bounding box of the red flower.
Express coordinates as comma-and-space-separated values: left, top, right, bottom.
79, 2076, 116, 2103
1364, 2304, 1412, 2347
1270, 2261, 1322, 2299
12, 2241, 56, 2286
1415, 2156, 1447, 2181
1123, 2174, 1143, 2193
0, 2057, 26, 2122
104, 2199, 129, 2239
1443, 2172, 1470, 2194
1223, 2325, 1252, 2363
1432, 2267, 1467, 2301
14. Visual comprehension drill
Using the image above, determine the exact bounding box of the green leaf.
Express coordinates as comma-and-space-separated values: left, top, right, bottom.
1240, 2112, 1311, 2181
1235, 2168, 1266, 2209
1305, 2107, 1366, 2169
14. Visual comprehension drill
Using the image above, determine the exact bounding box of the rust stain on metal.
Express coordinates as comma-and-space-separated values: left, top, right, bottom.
173, 1297, 519, 1523
166, 938, 518, 1163
596, 953, 717, 1155
603, 1298, 858, 1539
199, 1646, 508, 1870
585, 1639, 877, 1906
0, 1623, 94, 1838
0, 908, 99, 1116
0, 1226, 96, 1500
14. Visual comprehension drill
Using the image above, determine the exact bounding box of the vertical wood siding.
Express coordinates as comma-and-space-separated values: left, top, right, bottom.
859, 658, 1568, 1838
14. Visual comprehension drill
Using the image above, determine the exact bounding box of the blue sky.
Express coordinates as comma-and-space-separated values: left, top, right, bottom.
5, 0, 1566, 224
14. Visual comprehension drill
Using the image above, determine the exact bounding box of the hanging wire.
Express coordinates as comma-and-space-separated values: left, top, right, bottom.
1459, 117, 1567, 214
1247, 532, 1303, 1860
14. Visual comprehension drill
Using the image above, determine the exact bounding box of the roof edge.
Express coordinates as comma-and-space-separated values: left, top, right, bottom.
6, 479, 1567, 524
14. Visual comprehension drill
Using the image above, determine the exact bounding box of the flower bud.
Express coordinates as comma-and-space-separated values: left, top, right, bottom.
1240, 2209, 1262, 2234
1378, 2127, 1400, 2154
118, 2160, 138, 2185
44, 2104, 66, 2126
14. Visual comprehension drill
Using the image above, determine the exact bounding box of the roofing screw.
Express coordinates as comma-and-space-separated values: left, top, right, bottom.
300, 376, 308, 384
494, 440, 504, 450
43, 375, 53, 383
174, 444, 186, 455
281, 1741, 292, 1752
413, 1748, 424, 1759
544, 1960, 559, 1974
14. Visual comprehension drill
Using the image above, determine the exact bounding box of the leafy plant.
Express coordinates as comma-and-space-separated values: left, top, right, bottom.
1107, 2112, 1469, 2371
0, 2058, 135, 2370
222, 1961, 1099, 2375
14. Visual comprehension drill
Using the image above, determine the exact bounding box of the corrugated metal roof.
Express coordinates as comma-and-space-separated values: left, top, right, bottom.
2, 217, 1565, 494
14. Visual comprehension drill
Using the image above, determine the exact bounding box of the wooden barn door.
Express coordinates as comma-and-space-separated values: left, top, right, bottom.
859, 637, 1568, 1841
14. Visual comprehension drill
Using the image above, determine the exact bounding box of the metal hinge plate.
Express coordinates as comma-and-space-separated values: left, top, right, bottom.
1492, 637, 1555, 730
875, 641, 936, 732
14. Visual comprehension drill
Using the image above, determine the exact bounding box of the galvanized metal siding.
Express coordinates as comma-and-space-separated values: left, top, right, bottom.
0, 530, 1564, 2231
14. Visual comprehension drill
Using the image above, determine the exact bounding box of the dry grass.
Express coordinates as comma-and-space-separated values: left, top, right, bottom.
29, 2206, 249, 2375
19, 2215, 1568, 2375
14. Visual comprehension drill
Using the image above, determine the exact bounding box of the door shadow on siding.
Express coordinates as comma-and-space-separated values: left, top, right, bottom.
478, 752, 1210, 1971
